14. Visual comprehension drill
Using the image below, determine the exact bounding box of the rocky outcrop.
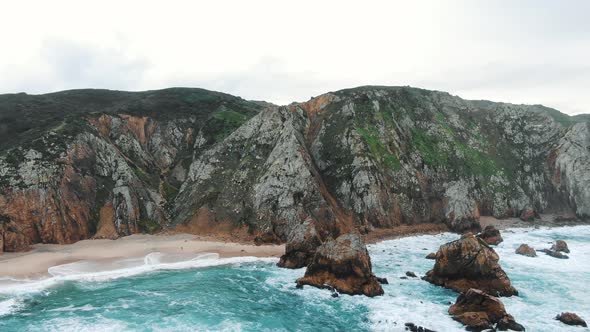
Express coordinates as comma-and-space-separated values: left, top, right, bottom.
515, 244, 536, 257
295, 233, 384, 297
449, 289, 525, 331
551, 240, 570, 253
549, 123, 590, 219
555, 312, 587, 327
426, 252, 437, 259
477, 225, 503, 245
423, 235, 518, 296
539, 248, 569, 259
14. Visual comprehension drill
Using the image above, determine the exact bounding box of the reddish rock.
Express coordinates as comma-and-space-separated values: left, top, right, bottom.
551, 240, 570, 253
477, 225, 503, 245
555, 312, 587, 327
519, 208, 536, 221
423, 235, 518, 297
296, 233, 384, 297
449, 289, 525, 331
515, 244, 536, 257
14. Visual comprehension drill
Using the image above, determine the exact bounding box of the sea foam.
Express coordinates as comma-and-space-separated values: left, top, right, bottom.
0, 252, 278, 296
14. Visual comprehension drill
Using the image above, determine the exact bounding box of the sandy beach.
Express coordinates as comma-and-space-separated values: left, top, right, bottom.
0, 214, 585, 279
0, 234, 284, 279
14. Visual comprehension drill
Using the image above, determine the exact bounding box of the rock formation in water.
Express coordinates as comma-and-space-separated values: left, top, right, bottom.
551, 240, 570, 253
555, 312, 587, 327
477, 225, 503, 245
539, 248, 569, 259
295, 233, 384, 297
0, 86, 589, 268
423, 234, 518, 296
449, 289, 525, 331
515, 244, 536, 257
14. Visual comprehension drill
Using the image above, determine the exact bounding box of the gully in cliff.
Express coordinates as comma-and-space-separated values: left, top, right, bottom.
423, 234, 518, 297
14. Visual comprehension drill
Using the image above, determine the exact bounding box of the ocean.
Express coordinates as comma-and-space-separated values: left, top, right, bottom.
1, 225, 589, 331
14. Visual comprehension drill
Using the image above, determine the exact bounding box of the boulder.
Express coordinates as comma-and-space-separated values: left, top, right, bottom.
406, 271, 418, 278
423, 235, 518, 296
477, 225, 503, 245
449, 289, 525, 331
515, 244, 536, 257
519, 208, 536, 221
555, 312, 587, 327
551, 240, 570, 253
539, 249, 569, 259
296, 233, 384, 297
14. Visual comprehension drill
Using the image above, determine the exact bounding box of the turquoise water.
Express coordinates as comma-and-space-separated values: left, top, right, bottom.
1, 226, 589, 331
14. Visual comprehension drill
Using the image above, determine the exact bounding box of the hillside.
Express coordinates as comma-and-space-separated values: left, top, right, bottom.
0, 87, 589, 269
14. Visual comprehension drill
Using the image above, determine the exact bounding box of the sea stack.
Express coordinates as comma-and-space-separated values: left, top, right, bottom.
296, 233, 384, 297
423, 234, 518, 296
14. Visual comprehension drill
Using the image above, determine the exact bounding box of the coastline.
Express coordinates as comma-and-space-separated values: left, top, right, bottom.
0, 214, 587, 280
0, 234, 284, 279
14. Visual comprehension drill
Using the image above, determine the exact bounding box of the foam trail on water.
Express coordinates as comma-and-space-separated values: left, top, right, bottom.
0, 252, 278, 295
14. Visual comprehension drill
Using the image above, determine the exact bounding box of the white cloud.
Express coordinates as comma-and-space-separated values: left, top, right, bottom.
0, 0, 588, 114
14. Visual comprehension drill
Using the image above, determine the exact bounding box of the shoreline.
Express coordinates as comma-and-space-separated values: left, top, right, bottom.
0, 214, 587, 279
0, 234, 284, 279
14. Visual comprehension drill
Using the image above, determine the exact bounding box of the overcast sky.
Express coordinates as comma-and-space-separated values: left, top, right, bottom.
1, 1, 588, 114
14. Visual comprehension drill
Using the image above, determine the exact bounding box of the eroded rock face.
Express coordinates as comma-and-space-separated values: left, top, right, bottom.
423, 235, 518, 296
477, 225, 503, 245
449, 289, 525, 331
295, 233, 384, 297
1, 86, 590, 256
555, 312, 587, 327
515, 244, 536, 257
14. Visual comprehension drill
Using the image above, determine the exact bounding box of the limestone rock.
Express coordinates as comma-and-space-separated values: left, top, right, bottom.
423, 235, 518, 296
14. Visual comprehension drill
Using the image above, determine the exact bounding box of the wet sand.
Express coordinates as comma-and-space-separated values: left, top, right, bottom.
0, 234, 284, 278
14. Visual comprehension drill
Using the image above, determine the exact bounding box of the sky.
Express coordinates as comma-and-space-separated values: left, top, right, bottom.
1, 0, 589, 114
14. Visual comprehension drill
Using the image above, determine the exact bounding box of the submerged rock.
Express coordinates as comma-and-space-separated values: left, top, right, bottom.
551, 240, 570, 253
477, 225, 503, 245
555, 312, 587, 327
404, 322, 436, 332
423, 235, 518, 296
376, 277, 389, 284
449, 289, 525, 331
296, 233, 384, 297
539, 249, 569, 259
515, 244, 537, 257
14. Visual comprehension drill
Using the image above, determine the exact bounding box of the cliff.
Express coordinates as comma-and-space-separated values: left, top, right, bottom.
1, 86, 589, 257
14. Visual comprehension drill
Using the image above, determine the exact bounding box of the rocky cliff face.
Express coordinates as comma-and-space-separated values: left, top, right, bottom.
0, 86, 589, 255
